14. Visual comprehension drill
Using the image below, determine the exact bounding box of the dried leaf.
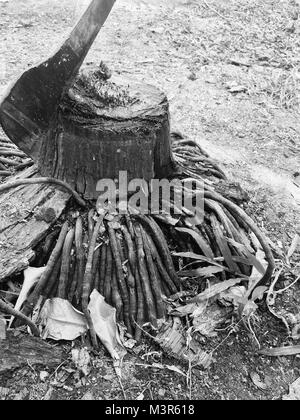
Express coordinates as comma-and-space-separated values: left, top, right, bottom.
40, 371, 49, 382
81, 391, 95, 400
165, 365, 186, 377
179, 265, 225, 278
88, 290, 125, 360
173, 251, 226, 270
219, 285, 247, 308
251, 286, 268, 301
39, 298, 87, 341
232, 255, 265, 274
136, 362, 186, 377
0, 387, 9, 400
156, 318, 212, 369
259, 345, 300, 357
250, 372, 268, 390
192, 303, 230, 337
72, 347, 91, 376
190, 278, 245, 302
170, 302, 198, 317
248, 247, 268, 293
118, 324, 136, 349
283, 378, 300, 400
242, 300, 258, 317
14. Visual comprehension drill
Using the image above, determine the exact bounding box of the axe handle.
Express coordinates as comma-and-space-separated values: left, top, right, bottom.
65, 0, 116, 71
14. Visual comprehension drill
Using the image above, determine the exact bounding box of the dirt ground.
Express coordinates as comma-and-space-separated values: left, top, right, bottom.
0, 0, 300, 400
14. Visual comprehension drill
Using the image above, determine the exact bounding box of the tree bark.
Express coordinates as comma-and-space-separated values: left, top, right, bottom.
0, 333, 63, 374
0, 167, 70, 282
36, 74, 176, 199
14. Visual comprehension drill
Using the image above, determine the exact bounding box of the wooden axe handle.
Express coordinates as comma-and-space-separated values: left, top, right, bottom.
66, 0, 116, 71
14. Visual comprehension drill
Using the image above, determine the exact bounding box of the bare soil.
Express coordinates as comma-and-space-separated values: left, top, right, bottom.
0, 0, 299, 400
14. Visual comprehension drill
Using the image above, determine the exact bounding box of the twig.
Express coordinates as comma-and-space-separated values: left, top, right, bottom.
247, 315, 261, 349
275, 275, 300, 295
266, 267, 291, 334
202, 0, 231, 23
0, 299, 39, 337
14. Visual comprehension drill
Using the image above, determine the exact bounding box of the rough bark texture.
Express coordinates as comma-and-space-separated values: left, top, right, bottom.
37, 75, 175, 199
0, 333, 63, 373
0, 167, 70, 281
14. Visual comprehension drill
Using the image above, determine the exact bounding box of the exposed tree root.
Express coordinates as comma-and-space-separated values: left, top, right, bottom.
0, 132, 275, 348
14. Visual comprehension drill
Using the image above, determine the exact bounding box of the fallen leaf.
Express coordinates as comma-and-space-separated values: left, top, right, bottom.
81, 391, 95, 400
158, 388, 166, 397
247, 236, 268, 293
88, 290, 125, 360
165, 365, 186, 377
179, 266, 225, 278
250, 372, 268, 390
43, 387, 53, 401
39, 298, 87, 341
192, 303, 231, 337
0, 387, 10, 400
103, 374, 114, 382
156, 318, 212, 369
173, 251, 226, 270
171, 302, 201, 317
118, 323, 136, 349
72, 347, 91, 376
283, 377, 300, 400
219, 285, 247, 308
190, 278, 245, 302
40, 371, 49, 382
241, 300, 258, 317
251, 286, 268, 301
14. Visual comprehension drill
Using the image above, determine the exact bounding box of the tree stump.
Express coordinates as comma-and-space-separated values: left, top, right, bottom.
0, 166, 71, 281
21, 69, 176, 199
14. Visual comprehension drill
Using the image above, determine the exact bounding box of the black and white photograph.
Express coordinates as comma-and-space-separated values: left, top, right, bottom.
0, 0, 299, 403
